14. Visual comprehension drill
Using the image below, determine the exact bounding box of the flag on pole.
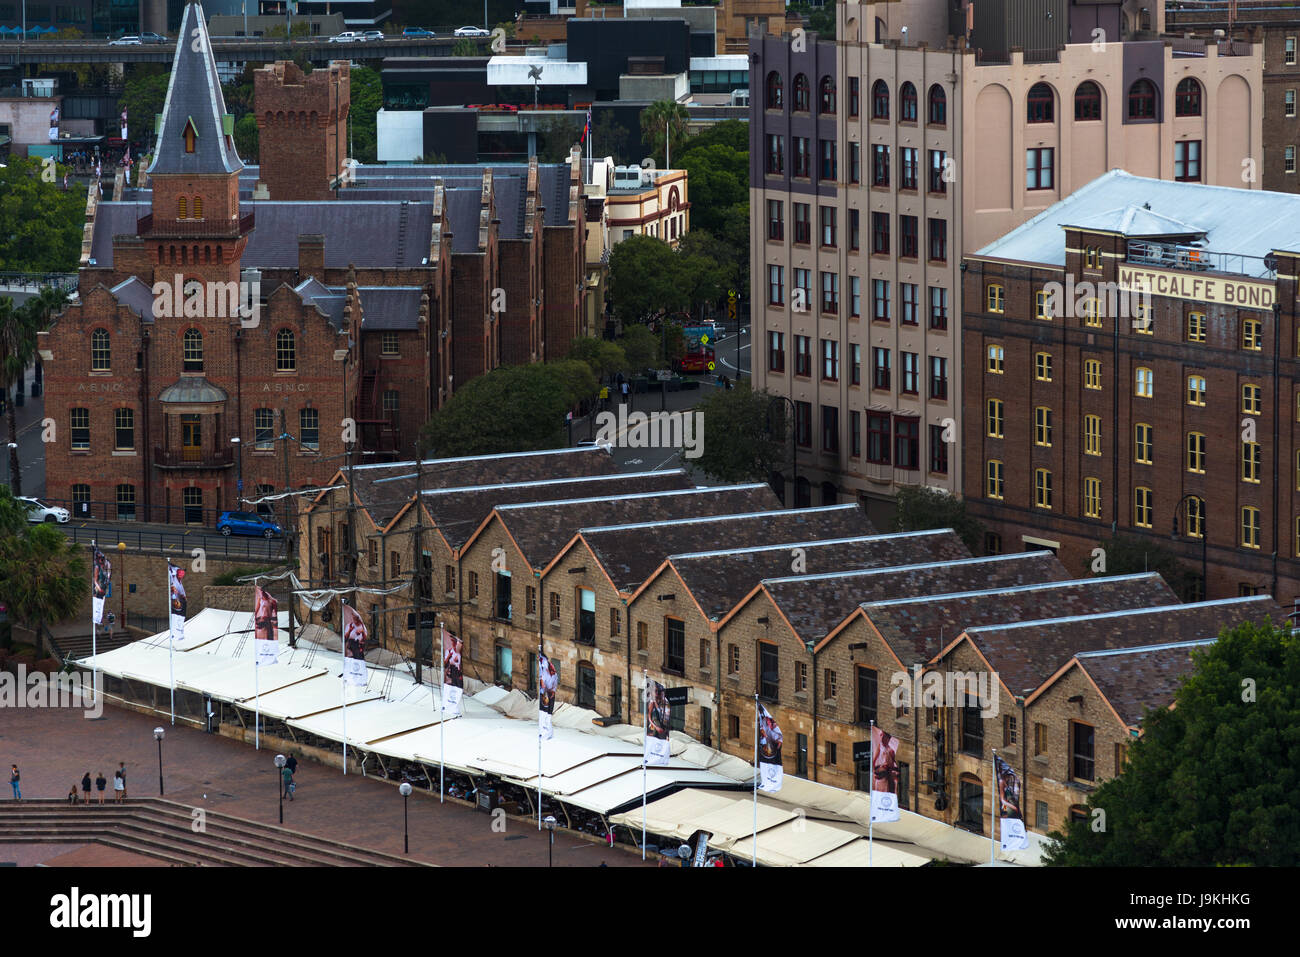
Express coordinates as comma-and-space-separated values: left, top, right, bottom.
441, 625, 463, 717
253, 585, 279, 665
994, 755, 1029, 851
869, 725, 901, 823
756, 703, 783, 792
120, 109, 128, 141
91, 546, 110, 626
538, 653, 557, 739
644, 678, 670, 766
167, 563, 186, 644
341, 601, 369, 686
580, 108, 592, 144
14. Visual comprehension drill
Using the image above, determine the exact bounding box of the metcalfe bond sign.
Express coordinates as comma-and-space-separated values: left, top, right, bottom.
1118, 265, 1275, 310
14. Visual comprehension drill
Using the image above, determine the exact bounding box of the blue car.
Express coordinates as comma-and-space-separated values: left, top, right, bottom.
402, 27, 435, 37
216, 511, 283, 539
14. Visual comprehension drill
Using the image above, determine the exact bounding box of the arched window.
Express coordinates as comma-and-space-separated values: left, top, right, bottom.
91, 329, 110, 371
193, 195, 203, 219
1027, 82, 1054, 123
872, 79, 890, 119
900, 81, 917, 121
766, 71, 783, 110
183, 328, 203, 373
1175, 77, 1202, 116
1128, 79, 1157, 119
276, 329, 296, 372
177, 196, 187, 219
793, 73, 810, 111
818, 75, 836, 114
1074, 81, 1102, 121
928, 84, 946, 124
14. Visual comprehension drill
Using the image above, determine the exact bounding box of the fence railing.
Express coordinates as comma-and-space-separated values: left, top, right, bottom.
0, 271, 78, 291
59, 523, 285, 559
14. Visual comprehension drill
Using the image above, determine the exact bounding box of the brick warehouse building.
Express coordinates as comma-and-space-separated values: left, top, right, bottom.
962, 169, 1300, 604
39, 2, 587, 524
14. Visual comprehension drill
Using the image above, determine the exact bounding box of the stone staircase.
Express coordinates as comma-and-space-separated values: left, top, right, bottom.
0, 799, 430, 866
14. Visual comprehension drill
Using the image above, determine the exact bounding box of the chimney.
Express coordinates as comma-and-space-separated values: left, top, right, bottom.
298, 234, 326, 278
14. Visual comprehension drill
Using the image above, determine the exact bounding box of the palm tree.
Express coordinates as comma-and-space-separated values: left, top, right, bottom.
639, 100, 690, 168
0, 288, 67, 495
0, 522, 86, 648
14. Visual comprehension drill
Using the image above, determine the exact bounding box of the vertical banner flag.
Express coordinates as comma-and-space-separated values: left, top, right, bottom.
644, 679, 671, 766
757, 704, 784, 792
253, 585, 279, 665
167, 563, 186, 644
538, 654, 558, 739
91, 546, 110, 626
870, 725, 902, 823
49, 107, 59, 141
341, 601, 369, 686
994, 755, 1029, 852
120, 109, 128, 141
580, 108, 591, 144
442, 626, 464, 717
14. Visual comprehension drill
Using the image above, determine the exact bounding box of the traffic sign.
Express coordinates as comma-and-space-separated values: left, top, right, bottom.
707, 361, 715, 371
727, 300, 737, 319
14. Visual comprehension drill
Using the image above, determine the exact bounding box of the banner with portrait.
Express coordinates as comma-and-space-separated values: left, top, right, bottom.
441, 626, 463, 717
995, 755, 1028, 851
91, 546, 110, 626
167, 563, 186, 645
644, 678, 670, 766
538, 654, 558, 740
253, 585, 279, 666
870, 725, 901, 823
757, 704, 783, 792
120, 109, 128, 141
341, 601, 369, 686
49, 107, 59, 142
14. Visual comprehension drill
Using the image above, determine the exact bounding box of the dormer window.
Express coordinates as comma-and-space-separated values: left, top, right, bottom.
183, 117, 198, 154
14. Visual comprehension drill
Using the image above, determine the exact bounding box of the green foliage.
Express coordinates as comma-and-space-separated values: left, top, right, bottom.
0, 521, 87, 636
349, 66, 382, 164
639, 100, 690, 168
590, 112, 630, 164
788, 0, 837, 39
451, 38, 480, 56
420, 362, 600, 455
414, 152, 448, 164
676, 229, 738, 307
0, 158, 86, 272
893, 485, 986, 556
1, 289, 68, 492
689, 384, 788, 483
119, 70, 169, 151
569, 337, 626, 380
618, 324, 658, 372
234, 114, 260, 164
537, 115, 582, 163
1094, 533, 1197, 599
0, 488, 28, 539
607, 235, 692, 323
1044, 618, 1300, 866
676, 141, 747, 236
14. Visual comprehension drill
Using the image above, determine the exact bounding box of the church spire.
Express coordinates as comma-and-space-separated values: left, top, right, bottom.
147, 2, 242, 176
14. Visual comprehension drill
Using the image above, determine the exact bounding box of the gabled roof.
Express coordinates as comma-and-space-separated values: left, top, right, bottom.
109, 277, 156, 320
1059, 203, 1206, 239
955, 596, 1280, 698
1067, 640, 1215, 727
858, 573, 1178, 670
147, 3, 242, 176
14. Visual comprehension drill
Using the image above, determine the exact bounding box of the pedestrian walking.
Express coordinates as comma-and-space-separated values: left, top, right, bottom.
620, 380, 629, 404
281, 765, 295, 801
113, 769, 124, 803
9, 765, 19, 801
95, 772, 106, 805
285, 754, 298, 777
118, 762, 127, 799
81, 772, 91, 804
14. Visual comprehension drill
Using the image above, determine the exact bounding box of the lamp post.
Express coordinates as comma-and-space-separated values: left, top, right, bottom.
153, 727, 165, 796
544, 814, 557, 867
274, 753, 286, 823
400, 781, 413, 854
1171, 494, 1209, 601
677, 843, 692, 868
765, 395, 797, 509
231, 436, 243, 506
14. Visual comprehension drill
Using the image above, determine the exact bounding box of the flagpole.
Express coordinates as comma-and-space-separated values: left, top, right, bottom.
642, 669, 648, 860
752, 692, 758, 867
254, 658, 260, 751
341, 677, 348, 775
537, 642, 544, 832
868, 719, 874, 868
990, 748, 997, 865
90, 541, 97, 708
439, 621, 445, 804
167, 562, 174, 726
341, 598, 348, 776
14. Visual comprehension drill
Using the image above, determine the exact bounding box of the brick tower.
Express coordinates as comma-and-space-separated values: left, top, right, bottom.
254, 60, 351, 201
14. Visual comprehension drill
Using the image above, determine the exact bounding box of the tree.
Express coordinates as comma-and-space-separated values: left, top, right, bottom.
537, 115, 582, 163
0, 297, 39, 494
349, 66, 383, 164
0, 518, 87, 648
893, 486, 986, 555
1044, 618, 1300, 866
1094, 533, 1197, 599
788, 1, 838, 40
419, 363, 598, 456
234, 114, 259, 163
590, 112, 630, 164
618, 324, 658, 372
119, 70, 169, 153
688, 384, 788, 483
677, 230, 738, 311
676, 141, 747, 235
607, 235, 692, 323
451, 38, 479, 56
640, 100, 690, 168
569, 337, 626, 381
0, 158, 86, 272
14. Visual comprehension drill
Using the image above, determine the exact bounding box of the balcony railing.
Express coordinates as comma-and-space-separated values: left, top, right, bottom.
1126, 240, 1275, 277
153, 445, 235, 469
137, 211, 255, 238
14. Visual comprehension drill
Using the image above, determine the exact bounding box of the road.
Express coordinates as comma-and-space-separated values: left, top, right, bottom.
57, 519, 285, 561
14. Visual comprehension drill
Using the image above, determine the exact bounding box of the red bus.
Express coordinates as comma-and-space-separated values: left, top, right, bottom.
676, 325, 716, 374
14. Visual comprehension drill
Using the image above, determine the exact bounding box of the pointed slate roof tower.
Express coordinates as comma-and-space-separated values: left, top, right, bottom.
148, 2, 242, 177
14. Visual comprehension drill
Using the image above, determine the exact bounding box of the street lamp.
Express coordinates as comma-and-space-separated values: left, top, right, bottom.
153, 727, 165, 796
544, 814, 557, 867
399, 781, 413, 854
677, 843, 692, 868
274, 753, 287, 823
1171, 494, 1209, 601
231, 437, 243, 505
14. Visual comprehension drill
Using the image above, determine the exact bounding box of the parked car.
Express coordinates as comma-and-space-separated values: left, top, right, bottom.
216, 511, 283, 539
109, 35, 142, 45
140, 31, 168, 43
402, 27, 435, 37
454, 25, 490, 37
328, 31, 363, 42
17, 497, 69, 524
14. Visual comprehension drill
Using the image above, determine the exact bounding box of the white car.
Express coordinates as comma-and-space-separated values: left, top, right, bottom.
454, 26, 490, 37
329, 31, 363, 42
109, 35, 142, 45
360, 30, 385, 41
18, 497, 69, 524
